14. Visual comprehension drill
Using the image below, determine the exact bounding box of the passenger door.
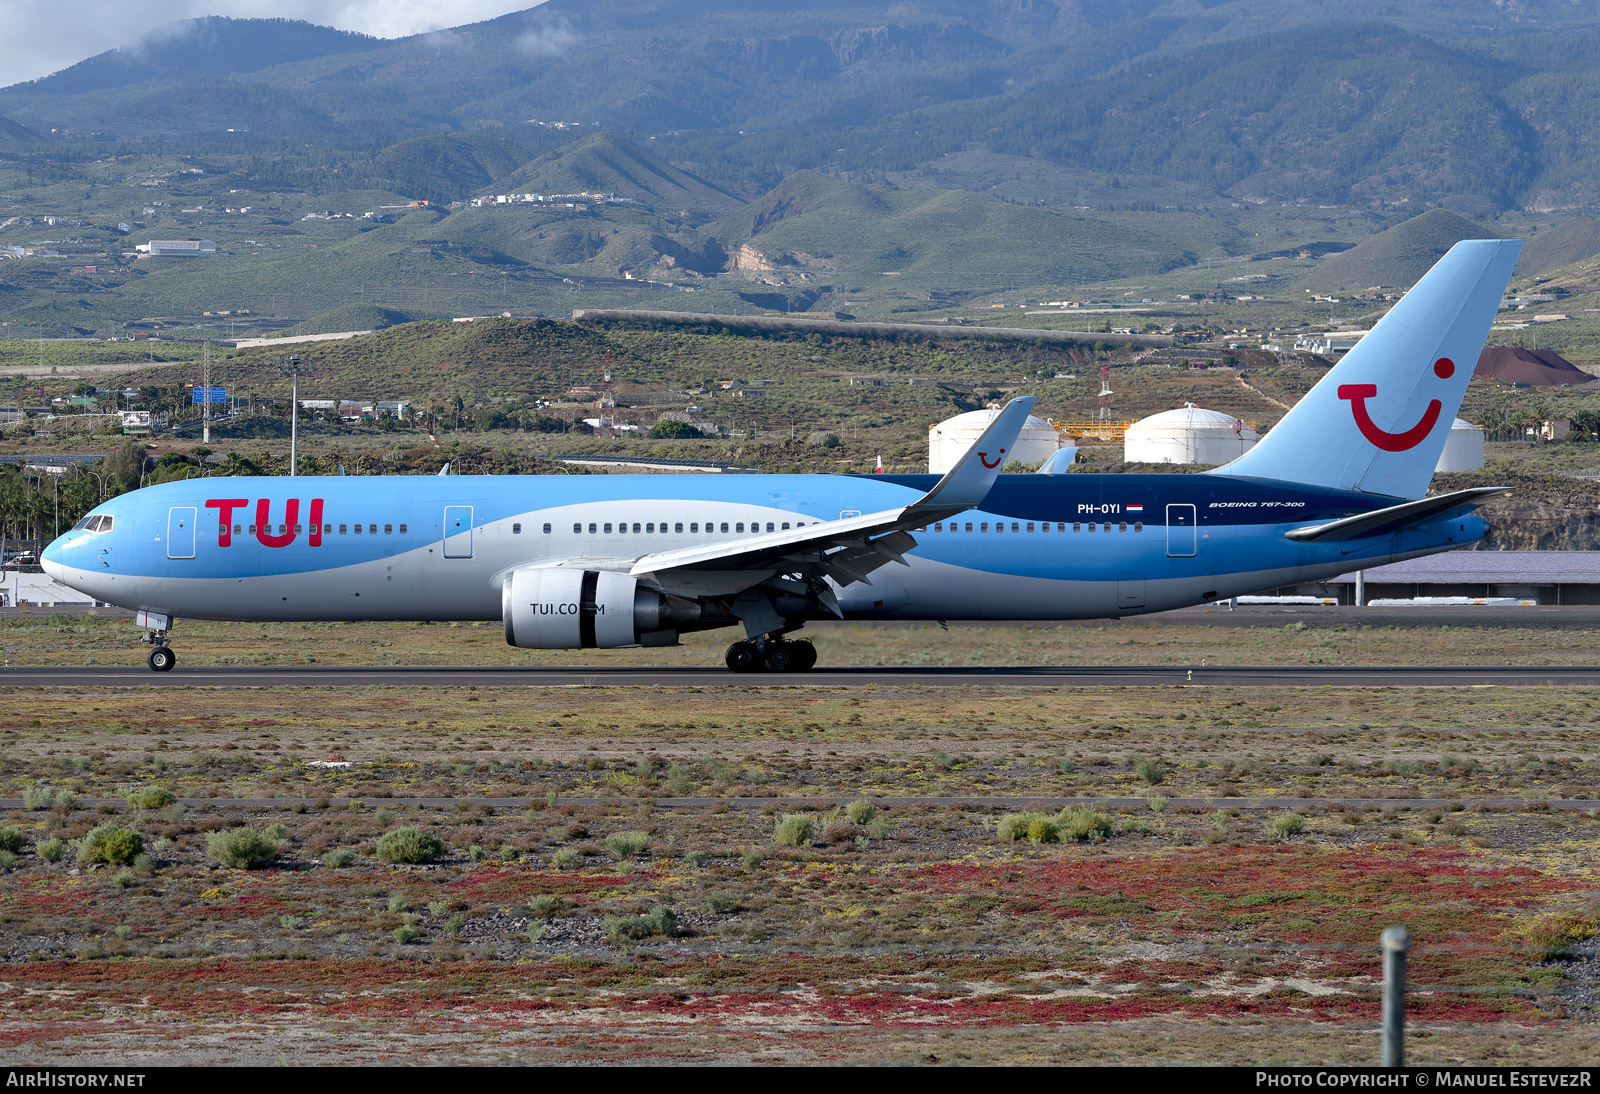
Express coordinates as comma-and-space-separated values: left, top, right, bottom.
443, 505, 474, 558
166, 507, 196, 559
1166, 504, 1197, 558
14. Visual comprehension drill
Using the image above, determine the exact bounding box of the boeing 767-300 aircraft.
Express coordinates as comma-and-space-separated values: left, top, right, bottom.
45, 239, 1521, 672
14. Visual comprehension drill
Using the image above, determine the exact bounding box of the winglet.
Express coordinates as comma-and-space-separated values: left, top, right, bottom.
906, 396, 1035, 521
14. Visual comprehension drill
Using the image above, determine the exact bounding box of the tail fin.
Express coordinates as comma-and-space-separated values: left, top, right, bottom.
1213, 238, 1522, 499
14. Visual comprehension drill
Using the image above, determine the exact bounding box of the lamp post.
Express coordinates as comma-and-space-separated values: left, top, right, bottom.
274, 354, 314, 476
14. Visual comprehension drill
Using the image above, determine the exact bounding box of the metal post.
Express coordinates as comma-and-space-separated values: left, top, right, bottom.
1381, 926, 1410, 1066
290, 372, 298, 476
202, 342, 211, 445
1355, 569, 1366, 608
274, 355, 313, 478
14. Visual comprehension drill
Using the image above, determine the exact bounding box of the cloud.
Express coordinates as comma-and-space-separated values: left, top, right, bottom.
516, 19, 576, 57
0, 0, 549, 87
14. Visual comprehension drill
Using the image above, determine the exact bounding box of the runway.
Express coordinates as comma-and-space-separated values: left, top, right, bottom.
8, 663, 1600, 687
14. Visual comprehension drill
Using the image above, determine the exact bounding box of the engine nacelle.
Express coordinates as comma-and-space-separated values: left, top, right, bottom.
502, 567, 696, 649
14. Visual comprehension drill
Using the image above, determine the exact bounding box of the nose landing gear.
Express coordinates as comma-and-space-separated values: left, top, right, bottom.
140, 627, 177, 672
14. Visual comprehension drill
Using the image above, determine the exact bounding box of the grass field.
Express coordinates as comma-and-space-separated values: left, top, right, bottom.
2, 615, 1600, 1063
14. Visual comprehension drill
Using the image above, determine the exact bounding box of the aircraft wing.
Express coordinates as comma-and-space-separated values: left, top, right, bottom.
630, 397, 1035, 594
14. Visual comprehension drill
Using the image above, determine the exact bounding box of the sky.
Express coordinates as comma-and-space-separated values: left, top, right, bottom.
0, 0, 543, 87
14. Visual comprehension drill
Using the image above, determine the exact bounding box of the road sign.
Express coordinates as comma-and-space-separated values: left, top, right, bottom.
192, 387, 226, 403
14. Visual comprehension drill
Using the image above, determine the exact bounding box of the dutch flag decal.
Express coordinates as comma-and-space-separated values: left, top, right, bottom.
1127, 504, 1144, 512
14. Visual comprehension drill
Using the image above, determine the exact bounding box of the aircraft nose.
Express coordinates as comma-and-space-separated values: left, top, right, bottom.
41, 539, 65, 581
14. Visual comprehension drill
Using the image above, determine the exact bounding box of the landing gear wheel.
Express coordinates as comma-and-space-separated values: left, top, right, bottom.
724, 641, 760, 673
765, 642, 798, 672
790, 640, 818, 672
147, 646, 176, 673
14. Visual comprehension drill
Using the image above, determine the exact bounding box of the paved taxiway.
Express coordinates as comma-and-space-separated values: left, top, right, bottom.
7, 664, 1600, 687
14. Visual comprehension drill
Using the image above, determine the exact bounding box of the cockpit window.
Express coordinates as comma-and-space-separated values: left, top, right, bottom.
75, 515, 112, 533
96, 515, 112, 533
73, 517, 93, 531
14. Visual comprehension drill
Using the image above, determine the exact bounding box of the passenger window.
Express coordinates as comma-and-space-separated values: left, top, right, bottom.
1058, 523, 1067, 532
934, 523, 942, 532
295, 524, 303, 534
1104, 523, 1112, 533
646, 523, 654, 533
249, 524, 256, 534
369, 525, 377, 535
399, 524, 407, 535
721, 522, 729, 533
781, 522, 790, 530
1134, 522, 1143, 533
339, 524, 348, 534
690, 523, 698, 533
995, 522, 1004, 533
1119, 522, 1127, 533
604, 523, 613, 533
766, 522, 774, 532
1087, 523, 1095, 533
234, 524, 242, 535
542, 523, 551, 534
736, 522, 744, 532
633, 523, 641, 533
280, 525, 288, 535
573, 523, 581, 534
324, 524, 332, 534
588, 523, 597, 534
385, 524, 393, 535
1012, 522, 1020, 533
965, 522, 973, 532
980, 522, 989, 532
675, 522, 683, 533
512, 523, 521, 534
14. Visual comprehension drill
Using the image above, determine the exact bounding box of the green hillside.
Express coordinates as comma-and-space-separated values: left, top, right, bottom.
489, 133, 742, 219
0, 113, 40, 142
711, 170, 1207, 290
364, 133, 532, 205
1519, 216, 1600, 276
1298, 209, 1492, 290
284, 304, 415, 336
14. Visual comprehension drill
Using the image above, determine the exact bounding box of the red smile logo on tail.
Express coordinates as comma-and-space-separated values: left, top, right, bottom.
1337, 358, 1454, 452
978, 448, 1006, 469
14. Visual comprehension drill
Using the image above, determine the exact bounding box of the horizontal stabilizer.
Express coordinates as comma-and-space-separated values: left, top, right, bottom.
1284, 487, 1509, 542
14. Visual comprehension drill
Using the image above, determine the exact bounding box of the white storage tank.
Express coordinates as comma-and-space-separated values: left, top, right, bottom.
1124, 404, 1259, 465
928, 406, 1063, 473
1434, 418, 1484, 473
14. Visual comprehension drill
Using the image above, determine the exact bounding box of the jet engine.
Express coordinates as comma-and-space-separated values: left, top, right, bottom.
502, 567, 699, 649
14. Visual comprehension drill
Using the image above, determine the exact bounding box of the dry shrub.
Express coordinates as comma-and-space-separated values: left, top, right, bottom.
376, 826, 443, 865
76, 825, 143, 865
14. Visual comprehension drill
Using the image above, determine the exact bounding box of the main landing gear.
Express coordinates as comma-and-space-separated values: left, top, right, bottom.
725, 637, 817, 673
141, 630, 177, 672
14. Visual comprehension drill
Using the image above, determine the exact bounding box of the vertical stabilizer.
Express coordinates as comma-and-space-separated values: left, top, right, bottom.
1212, 239, 1521, 498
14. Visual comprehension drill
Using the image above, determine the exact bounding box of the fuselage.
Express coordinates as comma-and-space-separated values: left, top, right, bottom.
42, 471, 1485, 625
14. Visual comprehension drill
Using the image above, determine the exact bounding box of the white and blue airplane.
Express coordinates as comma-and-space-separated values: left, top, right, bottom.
45, 239, 1521, 673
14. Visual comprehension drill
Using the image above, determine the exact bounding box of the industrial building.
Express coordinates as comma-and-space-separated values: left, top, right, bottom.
1123, 405, 1259, 465
139, 239, 216, 257
1435, 418, 1485, 472
1250, 552, 1600, 605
